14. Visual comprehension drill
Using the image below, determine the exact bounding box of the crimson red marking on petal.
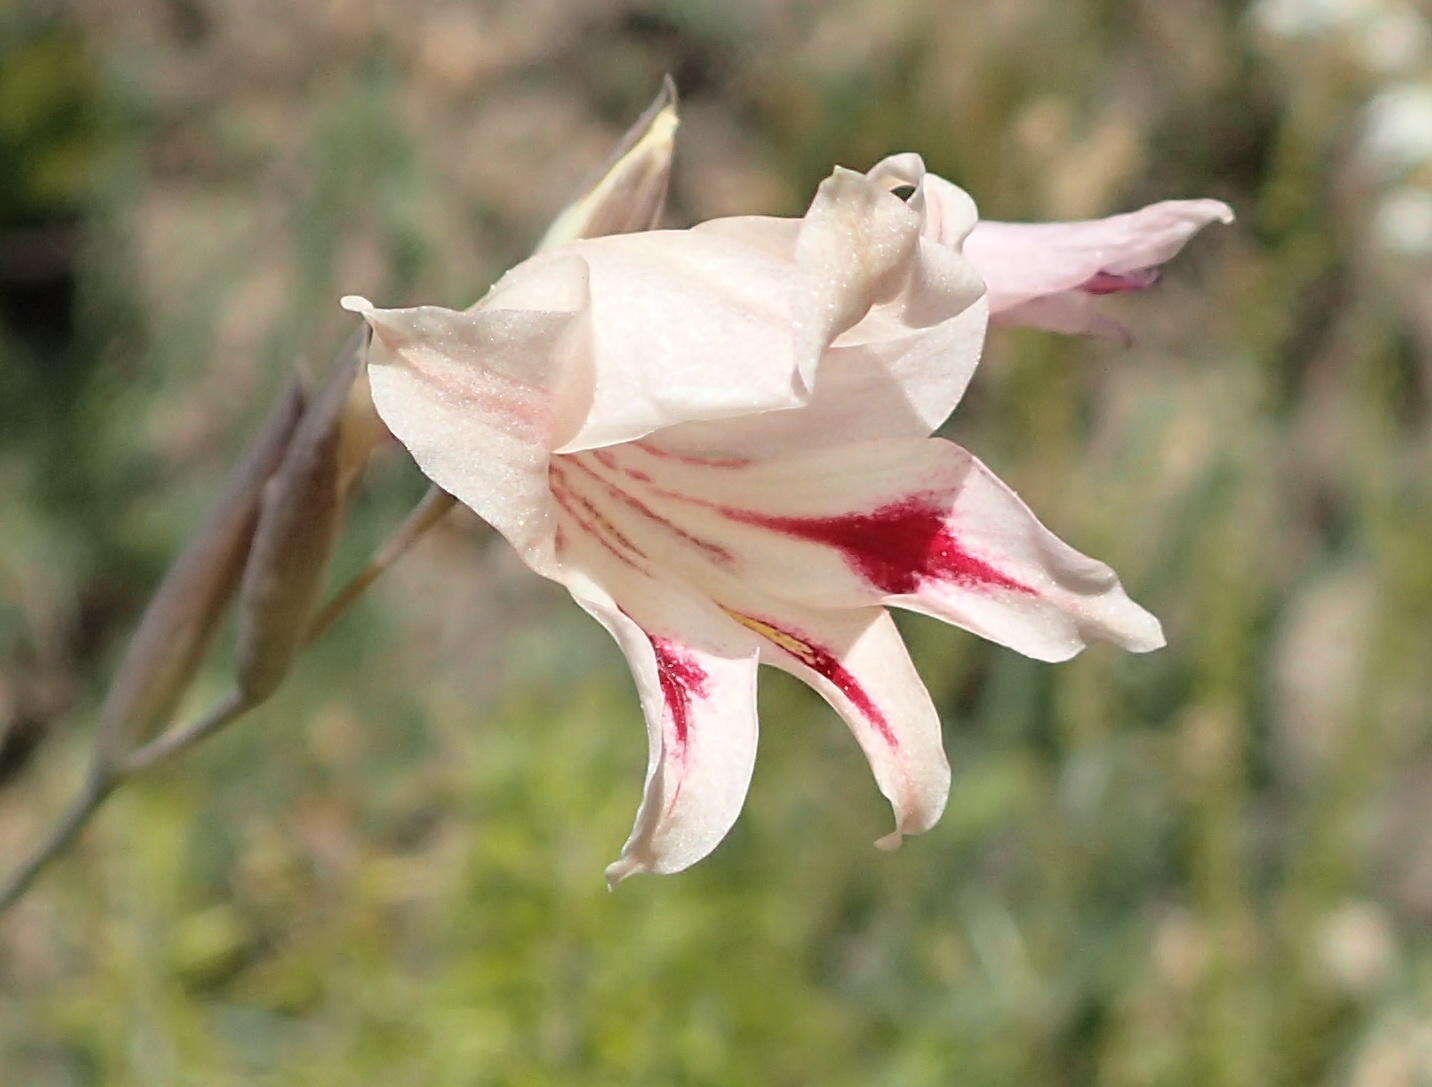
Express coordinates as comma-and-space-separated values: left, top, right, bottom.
551, 487, 641, 570
796, 640, 894, 747
734, 612, 896, 748
723, 497, 1033, 595
633, 440, 751, 469
550, 466, 647, 570
594, 448, 654, 483
1079, 267, 1161, 295
649, 635, 708, 748
568, 455, 734, 563
566, 482, 649, 559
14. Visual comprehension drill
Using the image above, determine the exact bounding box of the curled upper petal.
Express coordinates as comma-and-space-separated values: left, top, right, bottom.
790, 166, 923, 382
642, 159, 987, 463
963, 199, 1234, 335
545, 165, 973, 452
866, 152, 980, 250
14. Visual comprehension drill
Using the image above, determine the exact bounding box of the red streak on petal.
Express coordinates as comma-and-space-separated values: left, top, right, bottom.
399, 348, 550, 433
649, 635, 708, 748
551, 487, 641, 570
567, 455, 734, 563
633, 439, 751, 469
594, 448, 654, 483
722, 497, 1033, 596
1080, 267, 1161, 295
728, 610, 896, 748
550, 466, 647, 570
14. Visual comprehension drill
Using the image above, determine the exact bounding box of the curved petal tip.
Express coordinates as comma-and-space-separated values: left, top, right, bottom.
1124, 609, 1167, 654
604, 854, 647, 890
340, 294, 375, 315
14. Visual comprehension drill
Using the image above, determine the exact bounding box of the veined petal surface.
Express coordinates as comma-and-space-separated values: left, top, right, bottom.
554, 438, 1163, 663
719, 597, 950, 850
553, 473, 951, 868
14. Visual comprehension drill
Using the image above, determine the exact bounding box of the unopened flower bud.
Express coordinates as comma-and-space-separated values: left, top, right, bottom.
536, 76, 679, 251
234, 335, 380, 701
97, 385, 304, 756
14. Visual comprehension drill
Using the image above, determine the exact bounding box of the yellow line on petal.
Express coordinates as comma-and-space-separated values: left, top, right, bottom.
721, 608, 819, 667
720, 606, 897, 746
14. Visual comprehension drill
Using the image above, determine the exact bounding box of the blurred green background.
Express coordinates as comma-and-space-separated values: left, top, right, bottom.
2, 1, 1430, 1083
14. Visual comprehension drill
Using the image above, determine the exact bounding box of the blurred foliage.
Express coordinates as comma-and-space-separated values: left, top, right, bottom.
2, 0, 1431, 1084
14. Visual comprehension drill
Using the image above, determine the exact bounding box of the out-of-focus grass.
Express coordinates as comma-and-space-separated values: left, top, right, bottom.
2, 1, 1430, 1084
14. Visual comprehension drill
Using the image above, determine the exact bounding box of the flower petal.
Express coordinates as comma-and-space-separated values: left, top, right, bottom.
343, 266, 592, 571
720, 599, 949, 849
865, 152, 980, 249
557, 565, 760, 887
640, 161, 986, 462
534, 228, 808, 451
643, 292, 987, 463
545, 164, 982, 454
790, 166, 923, 386
569, 437, 1163, 663
553, 459, 949, 858
964, 199, 1234, 316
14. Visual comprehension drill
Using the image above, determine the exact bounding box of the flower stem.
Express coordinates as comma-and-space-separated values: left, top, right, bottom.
0, 769, 114, 915
303, 486, 456, 646
120, 687, 251, 775
0, 486, 457, 919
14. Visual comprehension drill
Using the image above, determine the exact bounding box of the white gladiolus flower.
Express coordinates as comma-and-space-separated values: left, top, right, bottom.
343, 153, 1229, 885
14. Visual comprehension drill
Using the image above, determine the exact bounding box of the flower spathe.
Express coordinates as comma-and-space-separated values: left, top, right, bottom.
343, 154, 1229, 886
